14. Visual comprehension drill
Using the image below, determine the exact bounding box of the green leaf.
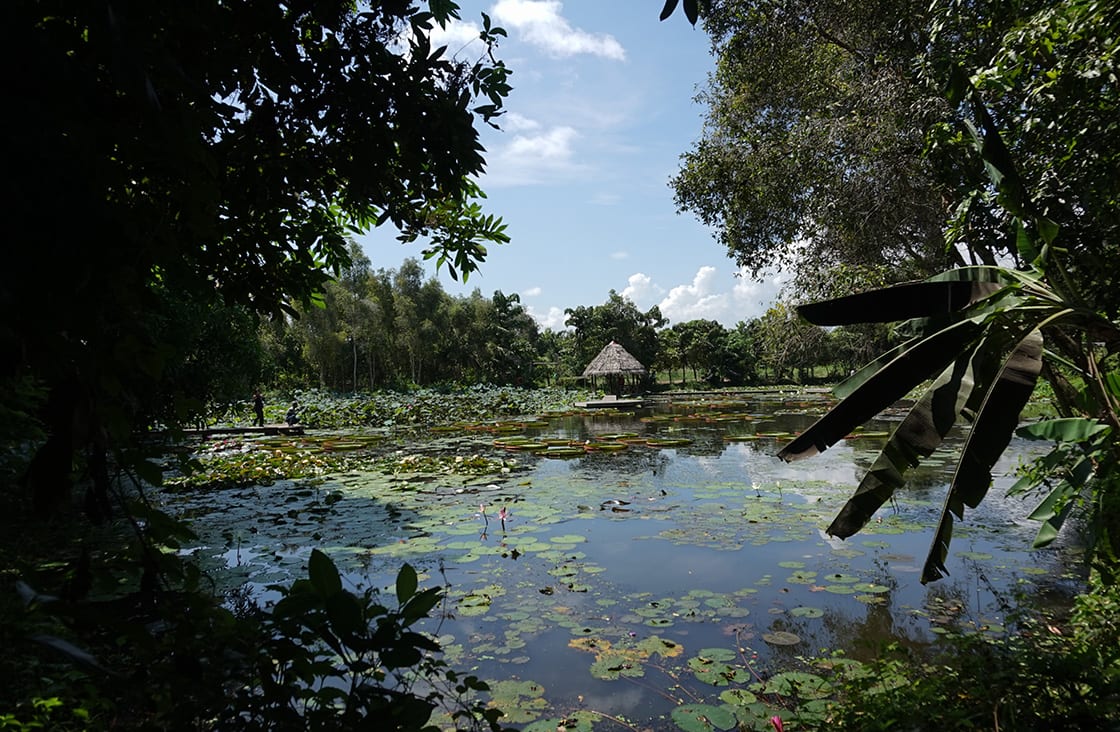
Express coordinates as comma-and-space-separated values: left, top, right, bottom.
778, 318, 984, 462
797, 280, 976, 326
31, 634, 114, 676
308, 549, 342, 598
1017, 418, 1110, 443
396, 563, 419, 604
826, 341, 981, 539
400, 586, 442, 626
923, 330, 1044, 582
1027, 455, 1095, 547
325, 592, 365, 639
671, 703, 737, 731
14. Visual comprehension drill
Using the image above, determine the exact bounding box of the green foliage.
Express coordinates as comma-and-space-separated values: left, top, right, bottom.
3, 0, 513, 519
752, 303, 831, 384
270, 255, 542, 391
219, 385, 588, 432
3, 523, 502, 730
228, 554, 502, 731
822, 601, 1120, 730
771, 0, 1120, 582
672, 0, 952, 297
563, 292, 666, 379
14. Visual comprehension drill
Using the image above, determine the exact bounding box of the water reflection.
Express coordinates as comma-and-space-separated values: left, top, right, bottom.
165, 393, 1083, 729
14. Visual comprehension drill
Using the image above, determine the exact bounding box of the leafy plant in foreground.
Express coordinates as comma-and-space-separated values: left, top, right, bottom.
227, 552, 503, 731
775, 0, 1120, 581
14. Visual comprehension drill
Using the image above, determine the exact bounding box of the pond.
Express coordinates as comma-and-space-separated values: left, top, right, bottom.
161, 391, 1082, 730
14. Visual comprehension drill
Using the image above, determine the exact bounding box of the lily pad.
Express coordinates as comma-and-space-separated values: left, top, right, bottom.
761, 631, 801, 646
550, 534, 588, 544
752, 670, 832, 699
717, 688, 758, 707
671, 703, 738, 732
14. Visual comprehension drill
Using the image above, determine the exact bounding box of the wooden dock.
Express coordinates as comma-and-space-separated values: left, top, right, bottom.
573, 396, 646, 409
164, 424, 305, 438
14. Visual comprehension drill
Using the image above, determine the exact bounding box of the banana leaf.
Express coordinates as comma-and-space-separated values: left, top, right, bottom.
796, 268, 1014, 328
922, 329, 1044, 582
796, 281, 976, 326
824, 337, 982, 539
1028, 454, 1095, 547
778, 318, 984, 462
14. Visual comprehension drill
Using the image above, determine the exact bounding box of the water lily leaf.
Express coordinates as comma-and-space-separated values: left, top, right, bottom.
694, 647, 737, 662
823, 573, 859, 583
550, 534, 588, 544
636, 635, 684, 659
487, 679, 549, 724
718, 689, 758, 707
753, 670, 832, 699
671, 703, 738, 732
761, 631, 801, 645
786, 571, 817, 584
789, 606, 824, 618
523, 712, 597, 732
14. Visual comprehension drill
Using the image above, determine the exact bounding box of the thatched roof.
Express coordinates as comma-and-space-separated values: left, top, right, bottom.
582, 341, 646, 377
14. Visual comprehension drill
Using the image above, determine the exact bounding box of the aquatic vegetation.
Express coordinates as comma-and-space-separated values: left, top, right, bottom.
159, 392, 1079, 729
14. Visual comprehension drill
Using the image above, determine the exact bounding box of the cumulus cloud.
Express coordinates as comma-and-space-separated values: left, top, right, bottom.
609, 251, 629, 260
428, 20, 485, 54
657, 266, 726, 323
502, 112, 542, 133
486, 125, 586, 186
527, 304, 569, 330
730, 267, 788, 315
621, 272, 663, 305
493, 0, 626, 60
522, 286, 542, 297
616, 266, 785, 326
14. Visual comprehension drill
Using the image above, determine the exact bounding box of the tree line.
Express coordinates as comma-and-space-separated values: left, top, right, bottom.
241, 244, 892, 398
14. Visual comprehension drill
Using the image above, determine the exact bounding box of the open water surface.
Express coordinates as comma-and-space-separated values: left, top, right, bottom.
163, 393, 1083, 729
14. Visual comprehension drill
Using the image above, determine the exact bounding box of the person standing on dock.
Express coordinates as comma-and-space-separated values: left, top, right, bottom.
252, 390, 265, 427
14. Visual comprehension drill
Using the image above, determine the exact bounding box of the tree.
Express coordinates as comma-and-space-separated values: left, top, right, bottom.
564, 292, 666, 379
774, 0, 1120, 581
4, 1, 513, 512
753, 303, 830, 383
671, 0, 960, 300
723, 321, 760, 385
671, 320, 729, 382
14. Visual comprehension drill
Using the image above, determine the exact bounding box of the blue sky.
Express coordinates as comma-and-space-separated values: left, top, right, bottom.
358, 1, 786, 330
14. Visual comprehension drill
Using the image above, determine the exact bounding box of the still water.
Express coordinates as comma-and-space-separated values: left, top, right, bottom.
166, 392, 1081, 729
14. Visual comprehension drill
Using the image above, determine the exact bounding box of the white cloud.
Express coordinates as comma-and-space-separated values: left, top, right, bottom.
657, 266, 725, 323
730, 267, 788, 315
522, 286, 542, 297
485, 125, 587, 185
621, 272, 664, 305
502, 112, 542, 133
527, 304, 569, 330
614, 266, 785, 327
609, 251, 629, 260
429, 20, 484, 54
493, 0, 626, 59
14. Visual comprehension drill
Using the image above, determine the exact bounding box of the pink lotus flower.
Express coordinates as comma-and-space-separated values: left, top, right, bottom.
770, 716, 784, 732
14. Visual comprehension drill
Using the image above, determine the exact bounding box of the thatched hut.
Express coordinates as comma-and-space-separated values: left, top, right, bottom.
582, 340, 646, 395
